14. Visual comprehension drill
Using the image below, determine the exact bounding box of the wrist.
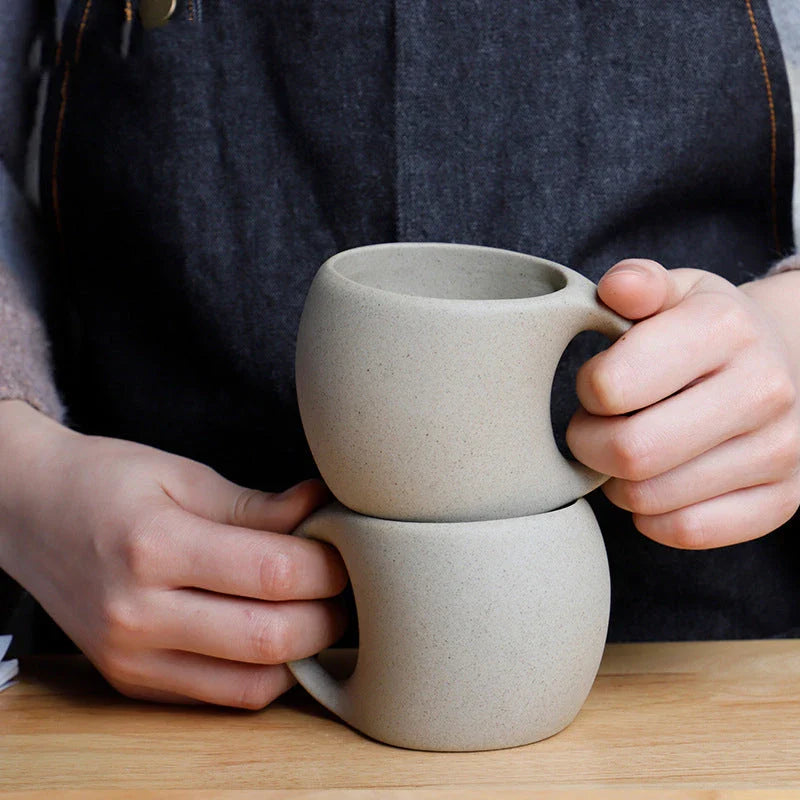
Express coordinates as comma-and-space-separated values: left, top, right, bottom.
739, 271, 800, 381
0, 400, 78, 577
0, 398, 75, 461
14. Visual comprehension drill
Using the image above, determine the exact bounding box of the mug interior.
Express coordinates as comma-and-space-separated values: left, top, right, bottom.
330, 244, 567, 300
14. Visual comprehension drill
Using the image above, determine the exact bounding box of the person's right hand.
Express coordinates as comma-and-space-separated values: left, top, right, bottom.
0, 400, 348, 708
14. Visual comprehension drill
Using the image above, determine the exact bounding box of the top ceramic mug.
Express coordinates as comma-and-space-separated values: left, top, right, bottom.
296, 243, 630, 521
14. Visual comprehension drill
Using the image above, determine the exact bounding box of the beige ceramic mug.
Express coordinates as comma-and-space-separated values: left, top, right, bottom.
288, 500, 610, 752
296, 242, 629, 521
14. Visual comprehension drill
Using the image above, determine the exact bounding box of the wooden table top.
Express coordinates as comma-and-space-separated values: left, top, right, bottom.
1, 641, 799, 798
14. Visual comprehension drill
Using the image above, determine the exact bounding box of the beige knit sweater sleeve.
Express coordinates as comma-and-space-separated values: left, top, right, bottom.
0, 256, 64, 421
769, 253, 800, 274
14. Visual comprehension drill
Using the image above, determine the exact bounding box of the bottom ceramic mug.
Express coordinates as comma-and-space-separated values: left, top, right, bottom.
288, 499, 610, 752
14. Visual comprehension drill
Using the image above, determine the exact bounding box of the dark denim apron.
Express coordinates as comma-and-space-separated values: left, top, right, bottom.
18, 0, 800, 649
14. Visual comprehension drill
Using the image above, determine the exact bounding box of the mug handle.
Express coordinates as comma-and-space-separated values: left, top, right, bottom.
286, 513, 355, 725
287, 652, 351, 719
553, 269, 632, 499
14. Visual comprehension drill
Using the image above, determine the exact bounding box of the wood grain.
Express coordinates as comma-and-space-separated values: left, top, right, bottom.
1, 641, 799, 794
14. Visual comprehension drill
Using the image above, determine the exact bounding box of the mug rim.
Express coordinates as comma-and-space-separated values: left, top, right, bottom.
321, 242, 578, 306
315, 497, 590, 533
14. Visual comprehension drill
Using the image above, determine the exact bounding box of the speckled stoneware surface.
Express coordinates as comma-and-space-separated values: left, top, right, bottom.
296, 242, 629, 522
288, 499, 610, 752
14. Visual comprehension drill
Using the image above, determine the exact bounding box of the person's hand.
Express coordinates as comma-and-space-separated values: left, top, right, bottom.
0, 400, 348, 707
566, 259, 800, 549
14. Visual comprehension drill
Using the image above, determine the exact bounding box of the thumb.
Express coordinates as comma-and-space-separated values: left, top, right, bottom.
166, 461, 331, 534
597, 259, 703, 320
222, 478, 332, 534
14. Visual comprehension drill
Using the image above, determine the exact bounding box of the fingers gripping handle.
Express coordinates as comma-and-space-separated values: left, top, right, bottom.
555, 273, 632, 498
287, 511, 354, 725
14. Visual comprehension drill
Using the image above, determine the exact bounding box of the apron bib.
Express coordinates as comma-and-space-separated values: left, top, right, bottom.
38, 0, 799, 640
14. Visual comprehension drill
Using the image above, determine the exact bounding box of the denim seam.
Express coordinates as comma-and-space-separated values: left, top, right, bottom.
51, 66, 68, 241
746, 0, 782, 253
74, 0, 93, 63
52, 0, 93, 244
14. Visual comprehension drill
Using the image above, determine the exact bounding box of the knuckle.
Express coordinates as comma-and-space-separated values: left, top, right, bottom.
180, 460, 221, 491
580, 355, 625, 415
94, 649, 142, 687
248, 615, 292, 664
773, 424, 800, 473
610, 427, 653, 481
668, 509, 708, 550
232, 488, 262, 526
98, 595, 145, 643
120, 536, 155, 581
713, 295, 756, 346
618, 479, 659, 514
258, 550, 295, 599
122, 509, 173, 580
236, 671, 281, 711
759, 369, 797, 416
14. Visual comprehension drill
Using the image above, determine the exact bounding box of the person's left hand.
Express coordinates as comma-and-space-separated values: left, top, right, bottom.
566, 258, 800, 549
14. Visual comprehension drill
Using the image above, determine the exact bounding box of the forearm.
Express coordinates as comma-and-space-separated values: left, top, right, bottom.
0, 399, 62, 641
0, 400, 68, 581
0, 197, 65, 631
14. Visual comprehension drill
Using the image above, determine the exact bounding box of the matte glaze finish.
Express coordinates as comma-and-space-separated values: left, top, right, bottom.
296, 243, 629, 522
288, 500, 610, 752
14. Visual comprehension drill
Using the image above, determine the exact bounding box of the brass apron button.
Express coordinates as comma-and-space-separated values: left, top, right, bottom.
139, 0, 177, 29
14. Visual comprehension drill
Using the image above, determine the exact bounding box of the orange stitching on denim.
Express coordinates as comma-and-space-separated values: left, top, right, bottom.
188, 0, 195, 22
52, 65, 70, 240
745, 0, 781, 253
53, 0, 92, 242
75, 0, 93, 63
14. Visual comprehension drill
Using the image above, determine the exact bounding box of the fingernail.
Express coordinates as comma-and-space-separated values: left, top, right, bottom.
605, 265, 649, 279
